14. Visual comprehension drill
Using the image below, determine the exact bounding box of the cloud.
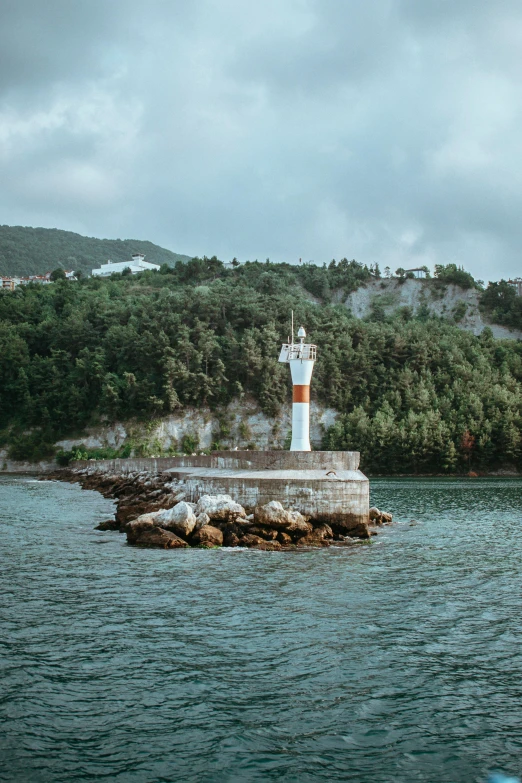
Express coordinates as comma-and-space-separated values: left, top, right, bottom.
0, 0, 521, 280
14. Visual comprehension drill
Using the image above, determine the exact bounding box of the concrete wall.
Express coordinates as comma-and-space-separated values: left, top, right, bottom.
182, 473, 368, 527
72, 451, 360, 474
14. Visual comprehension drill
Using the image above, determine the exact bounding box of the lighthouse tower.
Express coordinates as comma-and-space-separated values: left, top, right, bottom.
278, 324, 317, 451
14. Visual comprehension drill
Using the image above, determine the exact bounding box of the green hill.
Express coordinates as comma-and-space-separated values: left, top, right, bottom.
0, 225, 192, 277
0, 256, 521, 472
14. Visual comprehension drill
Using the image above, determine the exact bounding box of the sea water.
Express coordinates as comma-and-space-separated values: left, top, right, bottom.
1, 475, 522, 782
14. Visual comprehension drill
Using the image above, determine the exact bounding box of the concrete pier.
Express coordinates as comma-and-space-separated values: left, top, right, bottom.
72, 450, 369, 531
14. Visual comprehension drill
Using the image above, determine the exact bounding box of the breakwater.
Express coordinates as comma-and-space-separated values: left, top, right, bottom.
55, 451, 384, 549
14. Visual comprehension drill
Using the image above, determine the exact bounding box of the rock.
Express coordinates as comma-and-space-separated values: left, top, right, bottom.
315, 523, 334, 539
155, 501, 197, 538
296, 536, 331, 548
254, 500, 308, 530
195, 494, 246, 522
95, 518, 119, 531
286, 511, 313, 535
369, 507, 392, 526
237, 534, 268, 547
254, 500, 289, 528
223, 531, 241, 547
191, 524, 223, 548
124, 513, 162, 543
296, 523, 333, 546
160, 492, 186, 510
277, 531, 293, 546
116, 497, 170, 525
350, 522, 371, 539
249, 525, 279, 541
222, 521, 246, 546
194, 512, 210, 531
131, 527, 189, 549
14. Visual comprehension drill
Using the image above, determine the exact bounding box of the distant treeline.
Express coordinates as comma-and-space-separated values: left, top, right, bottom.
0, 225, 191, 277
1, 256, 521, 472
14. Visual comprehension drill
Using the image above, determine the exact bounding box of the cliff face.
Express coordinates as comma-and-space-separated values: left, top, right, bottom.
341, 278, 522, 340
52, 399, 339, 456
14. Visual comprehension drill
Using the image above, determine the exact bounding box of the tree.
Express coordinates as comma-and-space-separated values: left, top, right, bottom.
434, 263, 476, 289
461, 430, 476, 471
50, 268, 66, 282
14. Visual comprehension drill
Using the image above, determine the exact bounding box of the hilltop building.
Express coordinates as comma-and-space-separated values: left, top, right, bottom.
404, 268, 428, 279
1, 277, 19, 290
1, 270, 76, 290
92, 254, 160, 277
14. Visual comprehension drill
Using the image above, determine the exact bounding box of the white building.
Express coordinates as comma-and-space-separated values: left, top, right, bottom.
92, 254, 160, 277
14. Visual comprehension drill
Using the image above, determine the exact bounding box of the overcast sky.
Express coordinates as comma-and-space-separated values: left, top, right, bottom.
1, 0, 522, 281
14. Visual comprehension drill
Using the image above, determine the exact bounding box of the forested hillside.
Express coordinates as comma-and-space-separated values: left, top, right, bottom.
0, 225, 191, 277
1, 256, 521, 473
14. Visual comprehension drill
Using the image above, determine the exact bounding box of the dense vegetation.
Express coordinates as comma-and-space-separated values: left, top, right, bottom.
0, 225, 191, 277
480, 280, 522, 331
1, 256, 521, 473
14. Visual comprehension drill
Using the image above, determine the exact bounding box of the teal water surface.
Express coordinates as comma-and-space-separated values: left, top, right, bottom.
1, 475, 522, 782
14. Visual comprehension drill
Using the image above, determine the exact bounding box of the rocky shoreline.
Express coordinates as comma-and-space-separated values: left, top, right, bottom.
52, 466, 393, 550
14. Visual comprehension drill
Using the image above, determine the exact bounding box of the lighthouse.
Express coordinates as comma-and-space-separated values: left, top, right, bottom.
278, 323, 317, 451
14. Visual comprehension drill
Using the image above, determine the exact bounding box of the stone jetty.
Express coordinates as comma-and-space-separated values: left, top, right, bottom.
54, 450, 392, 550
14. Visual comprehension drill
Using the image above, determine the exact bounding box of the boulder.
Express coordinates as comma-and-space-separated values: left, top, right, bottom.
116, 496, 173, 525
350, 522, 371, 539
194, 512, 210, 531
191, 524, 224, 548
95, 518, 119, 531
286, 511, 313, 535
254, 500, 289, 528
314, 523, 334, 539
195, 494, 246, 522
249, 525, 279, 541
254, 500, 307, 530
130, 527, 188, 549
155, 501, 197, 538
295, 523, 334, 547
277, 531, 293, 546
223, 531, 241, 547
125, 514, 162, 543
237, 534, 268, 547
369, 507, 392, 526
222, 521, 247, 547
296, 536, 331, 548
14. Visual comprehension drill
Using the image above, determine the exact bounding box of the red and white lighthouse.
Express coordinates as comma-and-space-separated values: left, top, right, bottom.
279, 324, 317, 451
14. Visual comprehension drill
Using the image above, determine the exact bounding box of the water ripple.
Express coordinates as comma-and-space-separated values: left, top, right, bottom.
1, 476, 522, 782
